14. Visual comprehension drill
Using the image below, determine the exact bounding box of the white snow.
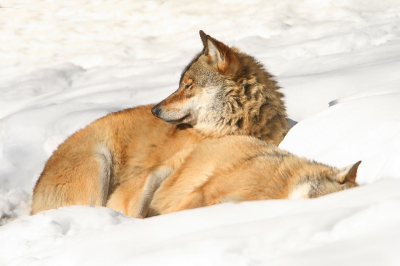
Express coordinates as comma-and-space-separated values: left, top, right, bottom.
1, 0, 400, 265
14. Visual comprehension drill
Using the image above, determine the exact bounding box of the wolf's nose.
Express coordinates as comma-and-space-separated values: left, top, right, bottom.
151, 105, 161, 117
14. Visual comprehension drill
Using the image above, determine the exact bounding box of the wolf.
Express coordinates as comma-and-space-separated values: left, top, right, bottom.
107, 136, 360, 218
31, 31, 289, 214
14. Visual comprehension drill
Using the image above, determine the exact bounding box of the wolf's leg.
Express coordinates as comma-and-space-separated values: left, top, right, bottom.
107, 145, 195, 218
31, 146, 112, 214
107, 164, 175, 218
135, 146, 197, 218
135, 165, 173, 218
161, 190, 207, 214
96, 145, 112, 206
106, 169, 149, 216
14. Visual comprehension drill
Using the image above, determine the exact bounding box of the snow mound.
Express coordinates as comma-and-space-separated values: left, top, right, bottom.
1, 0, 400, 264
1, 180, 400, 265
280, 89, 400, 184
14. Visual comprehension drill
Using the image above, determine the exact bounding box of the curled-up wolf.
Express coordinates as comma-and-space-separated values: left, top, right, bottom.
31, 31, 289, 214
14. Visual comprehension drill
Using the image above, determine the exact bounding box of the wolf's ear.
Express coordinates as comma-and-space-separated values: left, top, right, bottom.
335, 161, 361, 184
199, 30, 208, 50
199, 30, 224, 64
199, 30, 239, 75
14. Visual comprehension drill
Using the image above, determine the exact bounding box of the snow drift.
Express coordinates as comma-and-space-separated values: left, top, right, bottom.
1, 0, 400, 265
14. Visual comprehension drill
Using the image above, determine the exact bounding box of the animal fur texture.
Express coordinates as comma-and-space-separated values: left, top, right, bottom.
107, 136, 360, 218
31, 31, 289, 214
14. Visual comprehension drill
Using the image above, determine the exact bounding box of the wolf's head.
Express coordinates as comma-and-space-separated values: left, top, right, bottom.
303, 161, 361, 198
151, 31, 239, 129
152, 31, 288, 145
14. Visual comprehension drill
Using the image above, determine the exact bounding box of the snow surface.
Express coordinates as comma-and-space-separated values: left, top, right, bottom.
1, 0, 400, 265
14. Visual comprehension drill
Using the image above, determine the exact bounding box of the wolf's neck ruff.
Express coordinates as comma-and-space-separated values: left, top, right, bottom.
194, 47, 288, 145
215, 74, 287, 142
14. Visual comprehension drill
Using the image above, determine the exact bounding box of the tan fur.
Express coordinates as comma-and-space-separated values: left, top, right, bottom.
32, 105, 205, 213
31, 31, 289, 214
108, 136, 360, 218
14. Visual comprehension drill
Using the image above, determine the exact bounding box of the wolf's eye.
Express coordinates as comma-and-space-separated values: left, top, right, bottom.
185, 84, 192, 89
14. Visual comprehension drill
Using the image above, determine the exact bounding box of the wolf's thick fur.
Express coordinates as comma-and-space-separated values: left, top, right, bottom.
107, 136, 360, 218
31, 31, 289, 214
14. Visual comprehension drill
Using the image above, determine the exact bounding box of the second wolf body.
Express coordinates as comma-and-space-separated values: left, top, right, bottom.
107, 136, 361, 218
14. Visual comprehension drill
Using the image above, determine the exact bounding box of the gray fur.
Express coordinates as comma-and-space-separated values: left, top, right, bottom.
153, 31, 289, 145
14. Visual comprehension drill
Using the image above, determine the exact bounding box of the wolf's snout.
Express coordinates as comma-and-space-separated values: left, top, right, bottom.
151, 105, 161, 117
